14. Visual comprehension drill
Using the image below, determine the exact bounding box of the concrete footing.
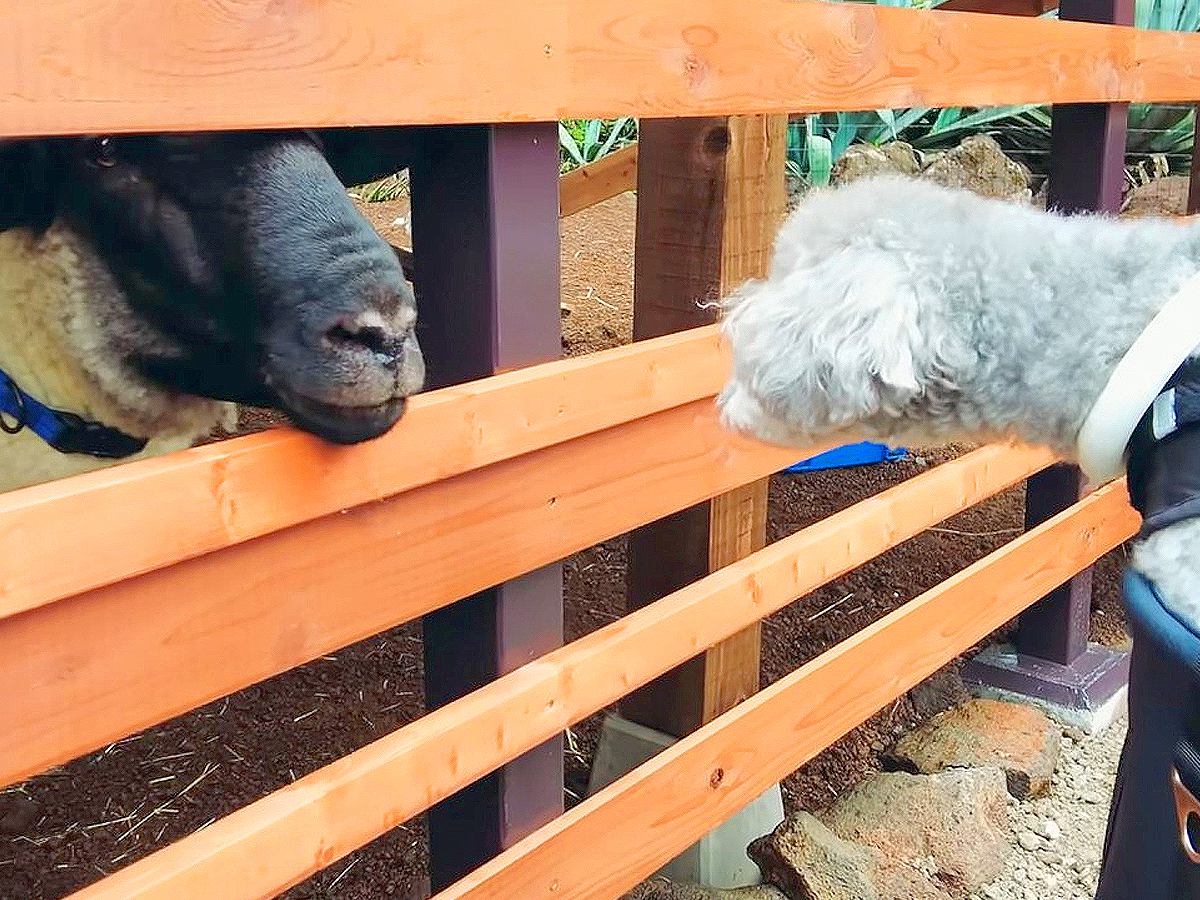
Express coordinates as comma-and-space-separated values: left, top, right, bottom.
588, 714, 784, 889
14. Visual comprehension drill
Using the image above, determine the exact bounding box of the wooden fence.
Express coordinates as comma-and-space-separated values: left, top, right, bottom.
0, 0, 1174, 897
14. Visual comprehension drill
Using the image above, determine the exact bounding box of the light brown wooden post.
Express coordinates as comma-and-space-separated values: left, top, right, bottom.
620, 115, 787, 737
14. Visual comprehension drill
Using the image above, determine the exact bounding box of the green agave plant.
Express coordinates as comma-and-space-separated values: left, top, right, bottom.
557, 117, 638, 174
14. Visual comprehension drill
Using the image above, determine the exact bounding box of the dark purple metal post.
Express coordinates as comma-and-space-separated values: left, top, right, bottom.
409, 123, 564, 891
1189, 107, 1200, 215
962, 0, 1132, 714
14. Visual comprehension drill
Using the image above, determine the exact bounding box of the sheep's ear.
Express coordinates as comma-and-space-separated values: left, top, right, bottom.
318, 127, 422, 188
0, 142, 55, 231
721, 251, 926, 442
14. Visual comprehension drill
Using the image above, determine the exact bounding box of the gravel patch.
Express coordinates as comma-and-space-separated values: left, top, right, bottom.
969, 713, 1127, 900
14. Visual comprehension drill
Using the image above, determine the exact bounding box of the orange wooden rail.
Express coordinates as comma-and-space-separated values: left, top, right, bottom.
559, 145, 639, 217
0, 6, 1162, 899
65, 443, 1056, 900
0, 399, 801, 789
444, 480, 1139, 899
0, 326, 726, 622
4, 2, 1200, 137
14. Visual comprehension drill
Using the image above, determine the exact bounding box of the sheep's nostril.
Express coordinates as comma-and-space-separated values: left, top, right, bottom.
323, 319, 403, 363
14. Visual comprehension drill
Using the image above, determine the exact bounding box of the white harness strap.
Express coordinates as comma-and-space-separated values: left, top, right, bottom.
1077, 269, 1200, 486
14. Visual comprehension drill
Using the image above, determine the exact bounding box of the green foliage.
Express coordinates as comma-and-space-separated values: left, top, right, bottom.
1136, 0, 1200, 31
786, 105, 1041, 186
558, 118, 638, 173
347, 171, 410, 204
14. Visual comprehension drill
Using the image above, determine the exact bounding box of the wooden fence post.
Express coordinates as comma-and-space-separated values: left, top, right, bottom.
581, 114, 787, 887
962, 0, 1131, 722
409, 123, 565, 891
620, 115, 786, 737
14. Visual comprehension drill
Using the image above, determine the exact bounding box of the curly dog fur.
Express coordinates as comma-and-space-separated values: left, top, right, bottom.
718, 175, 1200, 628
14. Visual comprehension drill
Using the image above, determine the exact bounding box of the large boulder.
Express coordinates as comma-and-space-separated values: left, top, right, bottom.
749, 768, 1009, 899
832, 142, 921, 184
884, 699, 1060, 800
823, 768, 1010, 897
918, 134, 1031, 202
748, 812, 881, 900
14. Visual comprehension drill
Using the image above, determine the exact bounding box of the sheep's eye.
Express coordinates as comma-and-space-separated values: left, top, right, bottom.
84, 137, 118, 168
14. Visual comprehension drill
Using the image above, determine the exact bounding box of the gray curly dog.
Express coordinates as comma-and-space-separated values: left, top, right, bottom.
718, 175, 1200, 630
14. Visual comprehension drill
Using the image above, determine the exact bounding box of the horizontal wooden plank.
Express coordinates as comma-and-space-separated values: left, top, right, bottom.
1, 400, 802, 790
66, 443, 1055, 900
443, 479, 1140, 899
4, 2, 1200, 137
0, 325, 725, 623
559, 145, 639, 217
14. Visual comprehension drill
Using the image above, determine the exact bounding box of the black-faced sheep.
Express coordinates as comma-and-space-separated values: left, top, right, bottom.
0, 129, 424, 493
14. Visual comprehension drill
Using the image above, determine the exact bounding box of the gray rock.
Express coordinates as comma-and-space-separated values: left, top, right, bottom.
831, 142, 921, 185
823, 768, 1010, 896
749, 811, 881, 900
918, 134, 1031, 202
885, 699, 1060, 799
1017, 832, 1042, 852
907, 665, 971, 721
1034, 818, 1061, 842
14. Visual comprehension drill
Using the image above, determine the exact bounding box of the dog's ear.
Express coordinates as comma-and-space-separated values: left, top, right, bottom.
0, 141, 56, 232
719, 250, 926, 444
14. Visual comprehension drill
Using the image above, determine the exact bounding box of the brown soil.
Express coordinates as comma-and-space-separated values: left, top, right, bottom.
1, 185, 1143, 900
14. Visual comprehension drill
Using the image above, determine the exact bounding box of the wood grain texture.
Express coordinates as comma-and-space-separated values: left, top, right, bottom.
0, 325, 726, 623
701, 116, 788, 722
623, 114, 785, 736
558, 144, 638, 217
702, 480, 769, 721
65, 443, 1055, 900
0, 399, 801, 791
441, 479, 1140, 900
718, 116, 789, 290
5, 2, 1200, 136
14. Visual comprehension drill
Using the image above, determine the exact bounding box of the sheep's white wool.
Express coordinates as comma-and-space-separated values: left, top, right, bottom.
0, 225, 235, 493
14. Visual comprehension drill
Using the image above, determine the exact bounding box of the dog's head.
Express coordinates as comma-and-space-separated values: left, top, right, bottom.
719, 252, 926, 448
716, 179, 978, 450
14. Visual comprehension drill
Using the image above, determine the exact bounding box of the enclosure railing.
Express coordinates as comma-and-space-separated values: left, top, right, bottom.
0, 1, 1183, 897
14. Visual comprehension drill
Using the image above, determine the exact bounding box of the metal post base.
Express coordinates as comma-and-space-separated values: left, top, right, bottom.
961, 642, 1129, 734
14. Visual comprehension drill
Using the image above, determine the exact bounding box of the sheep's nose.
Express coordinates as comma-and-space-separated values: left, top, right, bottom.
322, 310, 411, 364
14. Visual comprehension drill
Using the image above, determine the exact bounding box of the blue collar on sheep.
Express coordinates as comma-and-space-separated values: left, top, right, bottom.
0, 370, 147, 460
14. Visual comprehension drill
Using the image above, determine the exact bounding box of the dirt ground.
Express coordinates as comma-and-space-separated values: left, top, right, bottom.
0, 185, 1141, 900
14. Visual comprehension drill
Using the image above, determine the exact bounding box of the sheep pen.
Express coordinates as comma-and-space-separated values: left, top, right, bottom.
0, 173, 1148, 900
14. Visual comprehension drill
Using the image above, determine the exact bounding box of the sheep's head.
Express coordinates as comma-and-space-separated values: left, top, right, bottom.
0, 131, 423, 444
